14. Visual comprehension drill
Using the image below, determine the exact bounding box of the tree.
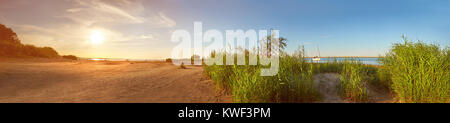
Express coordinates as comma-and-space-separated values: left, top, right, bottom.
261, 34, 287, 57
0, 23, 60, 58
0, 24, 20, 44
0, 24, 22, 56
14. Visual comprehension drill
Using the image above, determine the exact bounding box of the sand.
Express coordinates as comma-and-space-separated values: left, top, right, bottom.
0, 59, 231, 103
314, 73, 393, 103
314, 73, 344, 103
0, 58, 392, 103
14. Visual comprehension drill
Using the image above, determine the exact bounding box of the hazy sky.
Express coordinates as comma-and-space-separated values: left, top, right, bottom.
0, 0, 449, 59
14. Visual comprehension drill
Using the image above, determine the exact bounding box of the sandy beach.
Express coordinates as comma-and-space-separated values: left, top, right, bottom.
0, 58, 395, 103
0, 59, 231, 103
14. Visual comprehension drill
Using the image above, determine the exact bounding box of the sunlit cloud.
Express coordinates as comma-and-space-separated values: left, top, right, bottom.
62, 0, 176, 27
153, 12, 176, 28
66, 0, 145, 24
140, 34, 154, 39
0, 0, 177, 58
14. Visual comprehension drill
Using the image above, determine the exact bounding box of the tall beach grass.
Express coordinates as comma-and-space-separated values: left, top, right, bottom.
338, 59, 369, 102
204, 49, 320, 103
381, 36, 449, 102
203, 36, 448, 103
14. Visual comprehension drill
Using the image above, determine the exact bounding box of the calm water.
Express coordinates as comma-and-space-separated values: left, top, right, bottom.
83, 57, 381, 65
305, 57, 381, 65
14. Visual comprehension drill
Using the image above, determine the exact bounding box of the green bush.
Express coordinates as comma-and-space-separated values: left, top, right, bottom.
204, 49, 320, 103
338, 60, 369, 102
374, 66, 392, 90
381, 36, 449, 103
312, 58, 344, 73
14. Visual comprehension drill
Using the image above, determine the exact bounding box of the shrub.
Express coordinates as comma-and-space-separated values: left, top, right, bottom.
165, 58, 172, 63
312, 58, 344, 73
381, 36, 449, 103
204, 48, 320, 103
179, 63, 187, 69
190, 55, 201, 65
374, 65, 392, 90
338, 60, 369, 102
62, 55, 78, 60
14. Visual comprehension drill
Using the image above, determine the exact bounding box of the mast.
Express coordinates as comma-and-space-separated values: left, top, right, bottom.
316, 44, 320, 57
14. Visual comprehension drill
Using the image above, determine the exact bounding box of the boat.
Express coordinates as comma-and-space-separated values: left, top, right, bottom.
312, 56, 320, 61
312, 45, 321, 62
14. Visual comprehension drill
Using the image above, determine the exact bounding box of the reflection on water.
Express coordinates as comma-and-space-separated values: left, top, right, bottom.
305, 57, 381, 65
86, 57, 381, 65
85, 58, 164, 62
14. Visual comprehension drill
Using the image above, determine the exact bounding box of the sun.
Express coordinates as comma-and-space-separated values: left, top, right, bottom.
90, 31, 104, 45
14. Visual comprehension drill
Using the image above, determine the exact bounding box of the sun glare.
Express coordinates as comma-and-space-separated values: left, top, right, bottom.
90, 31, 104, 45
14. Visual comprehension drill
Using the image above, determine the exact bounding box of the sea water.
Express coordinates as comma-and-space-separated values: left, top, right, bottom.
305, 57, 381, 65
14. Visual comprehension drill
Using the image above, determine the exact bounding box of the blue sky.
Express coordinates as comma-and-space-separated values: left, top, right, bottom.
169, 0, 450, 56
0, 0, 449, 58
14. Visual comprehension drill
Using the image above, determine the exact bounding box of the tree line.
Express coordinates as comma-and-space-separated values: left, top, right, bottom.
0, 24, 76, 60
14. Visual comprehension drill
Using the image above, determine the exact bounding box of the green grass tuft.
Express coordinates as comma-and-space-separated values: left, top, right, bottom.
204, 50, 320, 103
381, 36, 449, 103
338, 59, 369, 102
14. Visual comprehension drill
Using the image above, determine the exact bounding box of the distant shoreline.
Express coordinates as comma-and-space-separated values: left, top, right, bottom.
304, 56, 381, 58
